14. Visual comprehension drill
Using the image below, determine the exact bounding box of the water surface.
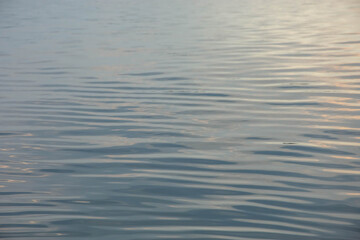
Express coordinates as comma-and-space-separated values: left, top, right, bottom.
1, 0, 360, 239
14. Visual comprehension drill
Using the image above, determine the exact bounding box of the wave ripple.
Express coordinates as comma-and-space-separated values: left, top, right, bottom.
1, 0, 360, 239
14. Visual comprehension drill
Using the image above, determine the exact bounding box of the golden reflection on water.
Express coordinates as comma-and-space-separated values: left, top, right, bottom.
344, 193, 360, 196
309, 140, 360, 147
330, 155, 359, 160
323, 169, 360, 174
0, 179, 26, 183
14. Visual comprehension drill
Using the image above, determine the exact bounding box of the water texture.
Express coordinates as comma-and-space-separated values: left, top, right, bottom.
1, 0, 360, 239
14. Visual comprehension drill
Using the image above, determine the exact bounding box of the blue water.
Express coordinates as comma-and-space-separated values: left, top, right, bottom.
1, 0, 360, 239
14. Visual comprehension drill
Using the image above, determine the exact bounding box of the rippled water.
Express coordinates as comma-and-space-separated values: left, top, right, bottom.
1, 0, 360, 239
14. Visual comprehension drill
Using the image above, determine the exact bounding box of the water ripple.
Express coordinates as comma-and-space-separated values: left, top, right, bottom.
1, 0, 360, 239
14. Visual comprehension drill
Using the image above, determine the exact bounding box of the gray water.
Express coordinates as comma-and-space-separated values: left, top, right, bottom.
1, 0, 360, 239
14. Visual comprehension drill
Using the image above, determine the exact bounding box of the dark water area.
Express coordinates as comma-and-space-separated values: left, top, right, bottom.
1, 0, 360, 239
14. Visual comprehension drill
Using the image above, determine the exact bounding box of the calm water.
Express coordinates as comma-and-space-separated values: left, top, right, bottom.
1, 0, 360, 239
